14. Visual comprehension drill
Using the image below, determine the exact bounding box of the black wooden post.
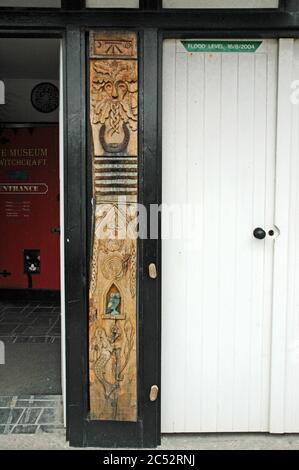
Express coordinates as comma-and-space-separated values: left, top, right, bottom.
139, 27, 161, 448
64, 25, 87, 447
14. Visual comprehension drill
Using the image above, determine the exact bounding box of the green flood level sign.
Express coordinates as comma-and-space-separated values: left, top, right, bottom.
181, 40, 262, 53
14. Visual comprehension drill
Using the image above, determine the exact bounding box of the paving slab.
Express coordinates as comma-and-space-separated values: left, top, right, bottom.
0, 431, 299, 450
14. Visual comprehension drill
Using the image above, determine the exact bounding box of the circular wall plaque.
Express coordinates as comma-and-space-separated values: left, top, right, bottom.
31, 82, 59, 114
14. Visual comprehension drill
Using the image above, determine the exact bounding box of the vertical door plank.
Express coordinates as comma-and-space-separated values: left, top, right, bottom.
272, 38, 299, 433
184, 52, 205, 431
284, 39, 299, 432
162, 41, 187, 432
232, 53, 255, 431
200, 51, 222, 431
216, 52, 238, 431
270, 38, 294, 433
262, 40, 278, 432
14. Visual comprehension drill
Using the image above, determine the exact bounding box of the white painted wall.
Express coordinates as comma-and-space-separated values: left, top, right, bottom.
0, 79, 59, 123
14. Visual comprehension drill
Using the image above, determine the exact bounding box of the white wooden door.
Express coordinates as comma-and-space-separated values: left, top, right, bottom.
162, 39, 278, 433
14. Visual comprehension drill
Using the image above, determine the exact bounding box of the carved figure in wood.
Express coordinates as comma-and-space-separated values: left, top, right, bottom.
90, 320, 135, 420
91, 60, 137, 155
89, 204, 137, 421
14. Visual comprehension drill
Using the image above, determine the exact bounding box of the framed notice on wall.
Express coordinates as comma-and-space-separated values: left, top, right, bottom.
0, 125, 60, 290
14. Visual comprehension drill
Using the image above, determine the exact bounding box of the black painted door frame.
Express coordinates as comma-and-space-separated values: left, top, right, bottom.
83, 28, 161, 448
1, 1, 299, 448
67, 27, 161, 448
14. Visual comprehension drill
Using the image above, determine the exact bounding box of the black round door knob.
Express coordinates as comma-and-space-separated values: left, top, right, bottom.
253, 227, 266, 240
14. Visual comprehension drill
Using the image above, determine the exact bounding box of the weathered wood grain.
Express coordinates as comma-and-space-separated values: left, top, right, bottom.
89, 31, 138, 422
90, 58, 138, 157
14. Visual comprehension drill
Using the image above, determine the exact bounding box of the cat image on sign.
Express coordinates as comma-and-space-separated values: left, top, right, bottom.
24, 251, 40, 275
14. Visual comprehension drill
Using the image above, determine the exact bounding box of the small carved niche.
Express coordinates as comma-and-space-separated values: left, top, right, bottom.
104, 283, 125, 319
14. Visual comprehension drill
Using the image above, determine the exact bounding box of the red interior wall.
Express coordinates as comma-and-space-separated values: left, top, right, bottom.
0, 126, 60, 290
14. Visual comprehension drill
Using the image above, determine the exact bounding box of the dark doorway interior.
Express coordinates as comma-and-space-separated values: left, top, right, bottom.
0, 38, 63, 434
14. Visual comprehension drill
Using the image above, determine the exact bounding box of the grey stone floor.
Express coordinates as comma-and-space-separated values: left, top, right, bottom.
0, 300, 61, 344
0, 431, 299, 450
0, 395, 64, 435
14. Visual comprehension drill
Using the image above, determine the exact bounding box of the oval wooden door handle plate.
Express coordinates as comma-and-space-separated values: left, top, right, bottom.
149, 385, 159, 402
148, 263, 157, 279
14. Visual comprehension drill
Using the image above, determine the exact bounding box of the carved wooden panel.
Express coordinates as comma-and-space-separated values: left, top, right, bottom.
90, 58, 138, 159
89, 31, 138, 422
90, 32, 137, 59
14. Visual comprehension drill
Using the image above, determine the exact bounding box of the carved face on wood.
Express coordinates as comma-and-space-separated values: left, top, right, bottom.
91, 59, 138, 136
103, 79, 128, 102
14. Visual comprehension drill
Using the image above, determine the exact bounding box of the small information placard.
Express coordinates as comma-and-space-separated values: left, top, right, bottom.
181, 40, 262, 53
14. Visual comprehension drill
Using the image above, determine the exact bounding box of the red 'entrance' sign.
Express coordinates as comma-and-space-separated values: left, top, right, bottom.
0, 184, 48, 194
